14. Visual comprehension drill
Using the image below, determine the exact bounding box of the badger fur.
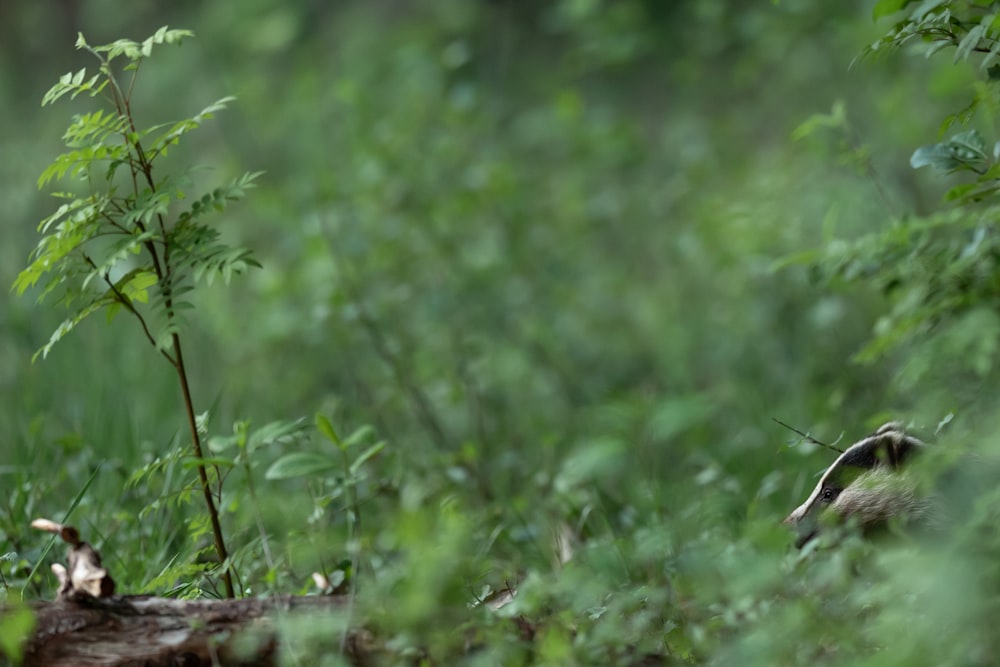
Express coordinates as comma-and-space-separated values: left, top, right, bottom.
784, 422, 929, 548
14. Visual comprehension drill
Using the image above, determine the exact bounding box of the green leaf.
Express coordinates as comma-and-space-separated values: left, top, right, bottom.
148, 97, 237, 158
265, 452, 338, 480
909, 0, 948, 20
955, 25, 986, 62
105, 300, 122, 323
911, 130, 989, 171
80, 233, 158, 291
120, 270, 159, 304
944, 182, 979, 202
910, 144, 958, 171
41, 67, 108, 106
315, 413, 340, 446
208, 420, 250, 452
872, 0, 911, 20
33, 295, 115, 361
349, 441, 386, 477
246, 418, 308, 450
939, 98, 979, 135
791, 101, 846, 141
344, 424, 375, 449
0, 604, 36, 662
769, 249, 823, 272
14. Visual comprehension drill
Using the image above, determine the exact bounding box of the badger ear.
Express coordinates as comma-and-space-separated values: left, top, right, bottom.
875, 421, 904, 435
882, 432, 923, 468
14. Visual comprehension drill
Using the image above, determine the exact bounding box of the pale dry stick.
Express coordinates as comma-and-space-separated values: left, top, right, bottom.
31, 518, 116, 599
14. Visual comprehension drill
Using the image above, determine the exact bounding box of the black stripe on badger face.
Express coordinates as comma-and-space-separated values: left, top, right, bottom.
783, 424, 923, 547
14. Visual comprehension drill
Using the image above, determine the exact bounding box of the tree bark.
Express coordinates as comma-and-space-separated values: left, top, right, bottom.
17, 594, 357, 667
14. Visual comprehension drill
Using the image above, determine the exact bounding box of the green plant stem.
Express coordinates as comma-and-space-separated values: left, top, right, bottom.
110, 65, 235, 598
171, 331, 235, 598
339, 451, 360, 656
242, 458, 275, 574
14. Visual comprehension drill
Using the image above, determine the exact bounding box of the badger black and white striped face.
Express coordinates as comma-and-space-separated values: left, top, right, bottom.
784, 423, 924, 548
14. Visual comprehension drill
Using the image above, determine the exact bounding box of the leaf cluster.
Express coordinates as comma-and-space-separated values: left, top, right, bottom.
869, 0, 1000, 67
795, 1, 1000, 391
14, 28, 260, 361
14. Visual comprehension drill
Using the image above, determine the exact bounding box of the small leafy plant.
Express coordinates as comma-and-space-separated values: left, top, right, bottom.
790, 1, 1000, 388
264, 414, 386, 587
14, 27, 262, 598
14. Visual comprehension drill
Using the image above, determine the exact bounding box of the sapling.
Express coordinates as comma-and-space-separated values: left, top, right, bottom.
14, 27, 262, 598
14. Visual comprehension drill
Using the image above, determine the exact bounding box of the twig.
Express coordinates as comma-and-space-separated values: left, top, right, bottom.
83, 254, 177, 366
772, 417, 845, 453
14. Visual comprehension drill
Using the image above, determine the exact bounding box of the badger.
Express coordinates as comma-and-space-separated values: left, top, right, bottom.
784, 422, 929, 548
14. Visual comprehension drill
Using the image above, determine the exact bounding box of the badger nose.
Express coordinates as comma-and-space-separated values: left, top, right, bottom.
783, 504, 806, 525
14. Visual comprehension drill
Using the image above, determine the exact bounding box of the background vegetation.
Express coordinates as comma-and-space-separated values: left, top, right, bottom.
2, 0, 1000, 664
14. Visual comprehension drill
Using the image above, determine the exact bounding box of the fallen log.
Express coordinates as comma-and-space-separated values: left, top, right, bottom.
19, 593, 356, 667
8, 521, 671, 666
10, 519, 367, 666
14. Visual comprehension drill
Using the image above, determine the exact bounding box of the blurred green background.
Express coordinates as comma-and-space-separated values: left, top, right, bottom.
0, 0, 986, 664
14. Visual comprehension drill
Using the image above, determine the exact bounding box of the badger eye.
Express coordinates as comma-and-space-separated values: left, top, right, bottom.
820, 487, 836, 502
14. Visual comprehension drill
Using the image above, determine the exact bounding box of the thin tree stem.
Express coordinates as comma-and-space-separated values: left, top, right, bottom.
171, 332, 235, 598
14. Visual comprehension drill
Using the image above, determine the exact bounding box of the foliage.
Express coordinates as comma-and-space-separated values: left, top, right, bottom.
4, 0, 1000, 665
769, 1, 1000, 666
794, 0, 1000, 398
15, 28, 260, 359
0, 603, 35, 663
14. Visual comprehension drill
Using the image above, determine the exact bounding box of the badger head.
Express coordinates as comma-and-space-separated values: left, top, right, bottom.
784, 422, 925, 548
